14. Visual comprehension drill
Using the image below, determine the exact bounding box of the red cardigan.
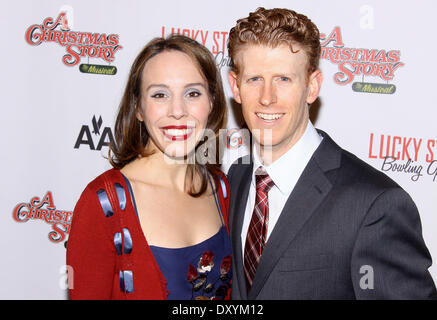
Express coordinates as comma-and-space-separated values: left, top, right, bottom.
67, 168, 230, 300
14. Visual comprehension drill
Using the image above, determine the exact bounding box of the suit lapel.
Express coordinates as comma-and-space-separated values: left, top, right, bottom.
248, 131, 341, 299
230, 161, 253, 300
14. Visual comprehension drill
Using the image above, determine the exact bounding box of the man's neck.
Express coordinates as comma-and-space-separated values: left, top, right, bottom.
256, 121, 308, 166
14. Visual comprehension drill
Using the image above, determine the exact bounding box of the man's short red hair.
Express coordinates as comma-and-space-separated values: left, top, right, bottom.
228, 7, 321, 78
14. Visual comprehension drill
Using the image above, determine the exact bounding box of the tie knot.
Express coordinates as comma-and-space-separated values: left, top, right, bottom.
255, 166, 274, 193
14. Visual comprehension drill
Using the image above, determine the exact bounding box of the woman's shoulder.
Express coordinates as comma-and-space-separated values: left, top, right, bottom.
208, 167, 228, 183
75, 168, 128, 210
208, 167, 229, 201
82, 168, 124, 193
73, 168, 128, 220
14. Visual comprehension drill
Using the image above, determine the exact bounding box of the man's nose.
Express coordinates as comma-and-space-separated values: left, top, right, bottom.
259, 81, 276, 106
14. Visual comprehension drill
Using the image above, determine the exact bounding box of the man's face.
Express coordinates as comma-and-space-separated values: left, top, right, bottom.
228, 44, 322, 162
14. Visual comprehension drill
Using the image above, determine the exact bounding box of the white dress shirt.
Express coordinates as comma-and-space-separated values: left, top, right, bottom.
241, 121, 323, 255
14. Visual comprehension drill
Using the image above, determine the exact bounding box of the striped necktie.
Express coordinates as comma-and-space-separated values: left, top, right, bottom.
244, 166, 274, 292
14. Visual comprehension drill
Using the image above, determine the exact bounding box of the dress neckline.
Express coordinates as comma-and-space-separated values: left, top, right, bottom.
120, 171, 226, 251
149, 225, 225, 251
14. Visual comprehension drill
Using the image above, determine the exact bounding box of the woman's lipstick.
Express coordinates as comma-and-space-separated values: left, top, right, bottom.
161, 125, 194, 141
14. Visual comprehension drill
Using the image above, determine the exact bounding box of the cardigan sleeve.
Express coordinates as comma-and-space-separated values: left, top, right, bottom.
67, 184, 116, 299
214, 169, 230, 234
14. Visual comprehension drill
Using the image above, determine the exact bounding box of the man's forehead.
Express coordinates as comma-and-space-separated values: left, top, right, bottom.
234, 43, 308, 73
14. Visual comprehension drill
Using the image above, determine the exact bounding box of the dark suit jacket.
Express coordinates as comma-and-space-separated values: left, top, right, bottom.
227, 130, 437, 299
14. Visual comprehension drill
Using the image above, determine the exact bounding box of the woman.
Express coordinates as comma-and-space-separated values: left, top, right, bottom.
67, 35, 231, 300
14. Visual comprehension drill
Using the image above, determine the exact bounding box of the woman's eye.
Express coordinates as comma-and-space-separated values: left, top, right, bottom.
187, 90, 201, 98
151, 92, 166, 99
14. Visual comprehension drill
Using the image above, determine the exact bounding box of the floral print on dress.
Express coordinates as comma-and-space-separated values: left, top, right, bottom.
187, 251, 232, 300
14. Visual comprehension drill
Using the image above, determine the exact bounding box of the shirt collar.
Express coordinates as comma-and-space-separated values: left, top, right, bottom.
251, 121, 323, 195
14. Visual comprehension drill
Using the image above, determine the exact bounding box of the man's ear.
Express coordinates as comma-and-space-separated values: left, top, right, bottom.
228, 71, 242, 104
306, 69, 323, 104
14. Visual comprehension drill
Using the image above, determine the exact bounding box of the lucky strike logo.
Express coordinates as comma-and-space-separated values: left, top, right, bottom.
321, 27, 404, 94
161, 26, 231, 71
368, 133, 437, 182
12, 191, 73, 244
25, 12, 122, 74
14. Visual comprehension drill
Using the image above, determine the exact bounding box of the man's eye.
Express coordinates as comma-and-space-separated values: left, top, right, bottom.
248, 77, 261, 82
279, 77, 290, 82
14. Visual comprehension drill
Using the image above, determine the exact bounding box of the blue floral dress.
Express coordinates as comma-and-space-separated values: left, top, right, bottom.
122, 174, 232, 300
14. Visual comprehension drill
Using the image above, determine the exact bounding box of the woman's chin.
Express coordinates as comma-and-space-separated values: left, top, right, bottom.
158, 136, 201, 163
162, 147, 197, 164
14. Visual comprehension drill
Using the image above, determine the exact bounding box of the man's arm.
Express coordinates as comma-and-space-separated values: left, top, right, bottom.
351, 187, 437, 299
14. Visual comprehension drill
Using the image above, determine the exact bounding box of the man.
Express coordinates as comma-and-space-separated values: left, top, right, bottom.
226, 7, 436, 299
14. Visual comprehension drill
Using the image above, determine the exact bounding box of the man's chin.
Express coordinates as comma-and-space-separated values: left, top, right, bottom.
252, 138, 275, 152
251, 135, 276, 148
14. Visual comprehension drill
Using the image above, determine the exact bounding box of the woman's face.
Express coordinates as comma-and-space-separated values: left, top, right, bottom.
137, 50, 211, 160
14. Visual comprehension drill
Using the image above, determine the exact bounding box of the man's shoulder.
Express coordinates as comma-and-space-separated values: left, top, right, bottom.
314, 129, 401, 192
338, 146, 399, 189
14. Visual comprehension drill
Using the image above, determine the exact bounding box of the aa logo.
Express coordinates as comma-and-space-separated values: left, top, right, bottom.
74, 115, 114, 151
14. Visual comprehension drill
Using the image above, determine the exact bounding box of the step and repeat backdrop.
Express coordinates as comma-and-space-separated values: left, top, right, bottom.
1, 0, 436, 299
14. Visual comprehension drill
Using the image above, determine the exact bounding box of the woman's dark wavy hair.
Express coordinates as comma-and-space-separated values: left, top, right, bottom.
109, 34, 227, 197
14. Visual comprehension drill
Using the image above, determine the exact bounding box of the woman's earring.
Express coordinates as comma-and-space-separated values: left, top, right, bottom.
139, 121, 145, 156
